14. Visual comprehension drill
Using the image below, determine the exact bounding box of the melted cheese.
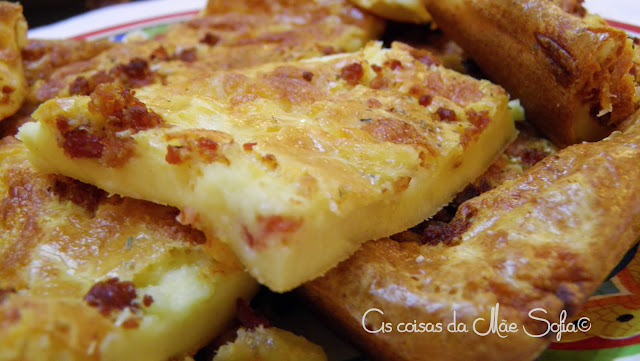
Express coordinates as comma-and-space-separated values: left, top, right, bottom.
0, 138, 257, 361
19, 42, 516, 291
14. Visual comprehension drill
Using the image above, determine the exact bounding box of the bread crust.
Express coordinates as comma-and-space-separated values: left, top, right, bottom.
303, 111, 640, 361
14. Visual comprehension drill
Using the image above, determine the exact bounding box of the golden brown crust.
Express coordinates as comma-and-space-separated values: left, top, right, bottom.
28, 0, 384, 105
303, 111, 640, 361
21, 38, 113, 89
422, 0, 639, 146
0, 2, 27, 121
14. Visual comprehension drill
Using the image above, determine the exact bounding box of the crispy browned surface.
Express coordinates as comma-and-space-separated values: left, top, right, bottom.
303, 111, 640, 361
28, 0, 384, 104
422, 0, 638, 146
0, 2, 27, 121
21, 38, 113, 90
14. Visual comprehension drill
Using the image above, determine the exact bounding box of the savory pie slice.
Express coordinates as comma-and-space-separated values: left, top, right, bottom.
302, 110, 640, 361
0, 2, 27, 121
0, 138, 257, 361
18, 42, 516, 291
28, 0, 384, 104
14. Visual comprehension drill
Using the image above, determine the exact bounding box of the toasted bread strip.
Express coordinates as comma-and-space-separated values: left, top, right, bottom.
0, 2, 27, 121
422, 0, 639, 146
0, 138, 257, 361
303, 110, 640, 361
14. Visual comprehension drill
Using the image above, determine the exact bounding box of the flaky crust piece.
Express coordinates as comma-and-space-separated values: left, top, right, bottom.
303, 111, 640, 361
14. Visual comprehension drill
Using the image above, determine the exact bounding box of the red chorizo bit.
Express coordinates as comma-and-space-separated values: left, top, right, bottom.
243, 142, 257, 151
84, 277, 137, 316
176, 47, 197, 62
369, 75, 388, 90
461, 110, 491, 146
51, 175, 106, 213
142, 294, 154, 307
69, 71, 114, 96
57, 118, 104, 159
467, 110, 490, 130
419, 94, 433, 107
120, 58, 149, 79
110, 57, 154, 88
367, 98, 382, 108
165, 145, 186, 164
236, 298, 270, 330
150, 46, 170, 61
2, 85, 14, 94
101, 136, 136, 168
340, 63, 364, 86
384, 59, 402, 70
88, 83, 164, 132
436, 107, 457, 122
200, 32, 220, 46
90, 70, 113, 87
410, 48, 440, 67
165, 134, 231, 166
243, 215, 303, 249
58, 84, 161, 167
371, 64, 382, 73
197, 137, 230, 164
261, 154, 278, 170
121, 317, 141, 329
69, 77, 91, 95
259, 215, 302, 235
302, 71, 314, 82
422, 218, 471, 245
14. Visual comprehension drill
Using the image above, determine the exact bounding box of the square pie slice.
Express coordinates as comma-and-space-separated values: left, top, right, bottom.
0, 138, 257, 361
18, 42, 516, 291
